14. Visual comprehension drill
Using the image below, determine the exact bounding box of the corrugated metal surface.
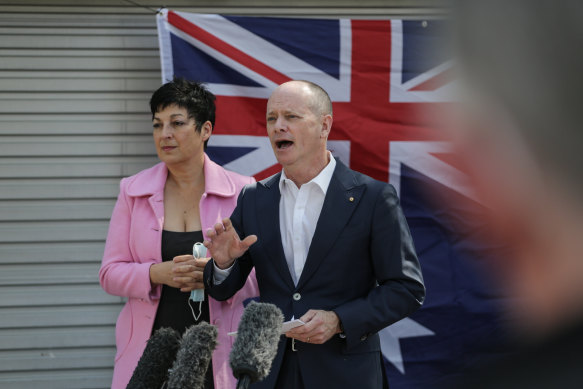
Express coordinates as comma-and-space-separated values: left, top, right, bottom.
0, 3, 159, 388
0, 0, 447, 19
0, 1, 443, 388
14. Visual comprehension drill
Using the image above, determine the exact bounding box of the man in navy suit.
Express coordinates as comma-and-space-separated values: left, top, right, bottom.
203, 80, 425, 388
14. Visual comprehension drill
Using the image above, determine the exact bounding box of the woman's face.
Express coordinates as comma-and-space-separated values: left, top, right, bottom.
152, 104, 211, 166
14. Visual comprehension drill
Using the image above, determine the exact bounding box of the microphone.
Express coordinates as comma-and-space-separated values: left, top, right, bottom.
230, 302, 284, 389
166, 322, 218, 389
127, 327, 181, 389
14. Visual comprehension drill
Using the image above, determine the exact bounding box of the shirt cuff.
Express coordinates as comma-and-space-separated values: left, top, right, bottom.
213, 260, 234, 285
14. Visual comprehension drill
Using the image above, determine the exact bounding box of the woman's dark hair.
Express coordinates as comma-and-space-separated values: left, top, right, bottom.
149, 77, 216, 148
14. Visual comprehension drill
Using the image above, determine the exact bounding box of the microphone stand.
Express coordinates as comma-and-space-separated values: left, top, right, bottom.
236, 375, 252, 389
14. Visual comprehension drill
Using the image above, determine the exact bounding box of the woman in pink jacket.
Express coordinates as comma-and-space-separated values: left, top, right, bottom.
99, 78, 259, 389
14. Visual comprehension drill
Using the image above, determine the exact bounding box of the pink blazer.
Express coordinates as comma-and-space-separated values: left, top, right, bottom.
99, 154, 259, 389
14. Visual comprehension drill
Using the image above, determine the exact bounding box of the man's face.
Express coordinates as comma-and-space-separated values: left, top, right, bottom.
265, 83, 329, 169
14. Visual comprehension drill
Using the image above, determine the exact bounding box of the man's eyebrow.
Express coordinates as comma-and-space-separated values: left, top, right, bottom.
277, 109, 299, 114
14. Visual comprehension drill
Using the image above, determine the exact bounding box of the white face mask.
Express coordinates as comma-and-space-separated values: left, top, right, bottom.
188, 242, 207, 321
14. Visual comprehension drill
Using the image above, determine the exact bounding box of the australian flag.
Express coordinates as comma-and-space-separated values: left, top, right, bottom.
157, 10, 509, 388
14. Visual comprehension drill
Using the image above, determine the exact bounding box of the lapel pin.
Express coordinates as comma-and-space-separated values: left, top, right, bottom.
349, 196, 354, 202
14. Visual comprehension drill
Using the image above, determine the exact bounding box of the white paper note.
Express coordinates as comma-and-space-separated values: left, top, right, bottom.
228, 319, 305, 336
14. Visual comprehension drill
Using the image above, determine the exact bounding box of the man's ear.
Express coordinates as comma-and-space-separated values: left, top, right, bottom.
320, 114, 333, 139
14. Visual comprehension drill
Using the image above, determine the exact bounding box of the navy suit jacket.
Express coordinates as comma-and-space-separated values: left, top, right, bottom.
204, 159, 425, 388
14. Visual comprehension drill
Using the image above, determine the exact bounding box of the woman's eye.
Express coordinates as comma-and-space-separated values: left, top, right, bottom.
173, 121, 185, 126
153, 123, 161, 129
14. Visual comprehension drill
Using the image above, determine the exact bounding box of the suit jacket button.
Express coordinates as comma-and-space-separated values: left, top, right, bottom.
293, 293, 301, 301
360, 335, 367, 341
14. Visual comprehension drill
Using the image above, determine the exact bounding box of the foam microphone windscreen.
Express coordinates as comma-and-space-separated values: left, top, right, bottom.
229, 302, 284, 387
166, 322, 218, 389
126, 327, 181, 389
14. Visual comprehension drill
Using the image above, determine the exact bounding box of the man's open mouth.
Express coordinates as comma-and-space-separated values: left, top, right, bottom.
276, 140, 293, 149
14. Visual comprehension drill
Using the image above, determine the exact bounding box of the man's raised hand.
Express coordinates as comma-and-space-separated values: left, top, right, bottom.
203, 218, 257, 269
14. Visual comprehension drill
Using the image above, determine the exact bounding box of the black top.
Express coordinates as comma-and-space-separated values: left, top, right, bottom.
152, 230, 214, 389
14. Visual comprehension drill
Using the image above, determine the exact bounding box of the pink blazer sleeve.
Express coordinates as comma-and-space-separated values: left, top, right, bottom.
99, 178, 161, 302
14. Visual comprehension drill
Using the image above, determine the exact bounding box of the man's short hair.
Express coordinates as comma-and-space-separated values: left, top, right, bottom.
298, 80, 333, 117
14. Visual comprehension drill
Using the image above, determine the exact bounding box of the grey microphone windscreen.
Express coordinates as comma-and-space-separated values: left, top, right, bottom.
127, 327, 181, 389
167, 322, 218, 389
229, 302, 284, 384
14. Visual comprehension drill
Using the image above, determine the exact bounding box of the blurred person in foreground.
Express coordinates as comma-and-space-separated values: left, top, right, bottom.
450, 0, 583, 387
99, 78, 259, 389
203, 80, 425, 388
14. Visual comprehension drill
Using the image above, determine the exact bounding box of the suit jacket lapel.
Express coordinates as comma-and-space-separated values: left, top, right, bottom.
297, 161, 365, 289
257, 173, 295, 289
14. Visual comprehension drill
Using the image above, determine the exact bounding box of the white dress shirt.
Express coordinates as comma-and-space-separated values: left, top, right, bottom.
214, 153, 336, 284
279, 154, 336, 284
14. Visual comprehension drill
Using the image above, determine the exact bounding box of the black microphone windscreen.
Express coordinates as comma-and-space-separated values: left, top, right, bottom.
230, 301, 284, 384
167, 322, 218, 389
127, 327, 181, 389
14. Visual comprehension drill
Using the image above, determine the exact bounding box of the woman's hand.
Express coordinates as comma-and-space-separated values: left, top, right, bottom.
172, 255, 210, 292
149, 255, 210, 291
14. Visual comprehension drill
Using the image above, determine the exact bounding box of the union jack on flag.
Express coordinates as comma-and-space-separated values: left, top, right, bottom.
157, 10, 508, 388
